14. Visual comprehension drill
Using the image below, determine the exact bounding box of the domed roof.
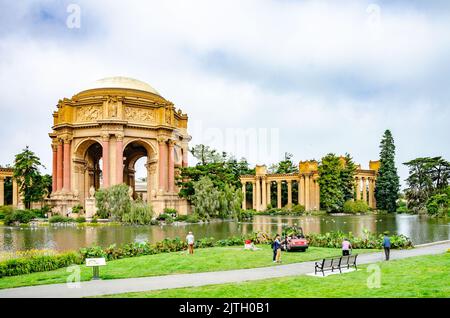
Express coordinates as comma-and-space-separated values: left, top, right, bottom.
81, 76, 161, 96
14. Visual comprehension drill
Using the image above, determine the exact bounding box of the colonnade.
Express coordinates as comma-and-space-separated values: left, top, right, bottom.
0, 169, 19, 207
52, 135, 74, 193
355, 175, 376, 208
241, 173, 320, 212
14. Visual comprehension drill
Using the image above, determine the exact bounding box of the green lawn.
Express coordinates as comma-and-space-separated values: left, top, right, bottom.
0, 245, 374, 290
103, 253, 450, 298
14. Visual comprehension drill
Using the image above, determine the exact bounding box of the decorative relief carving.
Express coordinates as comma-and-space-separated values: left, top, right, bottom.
107, 96, 119, 118
77, 106, 103, 122
124, 107, 155, 123
165, 107, 172, 125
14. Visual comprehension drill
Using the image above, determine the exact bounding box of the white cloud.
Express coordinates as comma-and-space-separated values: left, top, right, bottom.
0, 0, 449, 188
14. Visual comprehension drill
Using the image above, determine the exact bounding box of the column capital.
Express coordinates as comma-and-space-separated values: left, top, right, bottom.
115, 133, 124, 141
157, 137, 168, 144
61, 134, 72, 144
101, 133, 110, 141
167, 139, 176, 147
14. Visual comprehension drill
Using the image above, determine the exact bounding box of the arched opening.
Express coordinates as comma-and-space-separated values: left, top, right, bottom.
73, 139, 103, 205
123, 140, 157, 202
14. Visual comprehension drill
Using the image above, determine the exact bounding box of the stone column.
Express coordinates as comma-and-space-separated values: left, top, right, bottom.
101, 134, 110, 188
266, 181, 271, 207
255, 177, 261, 211
261, 177, 267, 210
305, 174, 310, 211
287, 180, 292, 208
168, 140, 175, 193
355, 177, 361, 201
315, 180, 320, 210
309, 178, 315, 210
115, 134, 124, 184
299, 176, 305, 206
56, 140, 63, 191
241, 182, 246, 210
182, 148, 188, 167
158, 138, 167, 192
252, 181, 256, 209
146, 163, 156, 202
368, 177, 374, 208
51, 144, 57, 193
0, 176, 4, 206
362, 177, 367, 203
12, 178, 18, 207
277, 180, 282, 209
63, 138, 71, 191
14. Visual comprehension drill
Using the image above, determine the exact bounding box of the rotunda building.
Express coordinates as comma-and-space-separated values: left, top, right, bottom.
48, 76, 191, 216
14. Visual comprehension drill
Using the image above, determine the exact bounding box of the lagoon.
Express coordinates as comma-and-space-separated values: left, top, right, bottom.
0, 214, 449, 252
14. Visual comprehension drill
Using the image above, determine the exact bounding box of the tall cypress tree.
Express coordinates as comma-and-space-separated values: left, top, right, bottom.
375, 130, 400, 212
340, 153, 357, 202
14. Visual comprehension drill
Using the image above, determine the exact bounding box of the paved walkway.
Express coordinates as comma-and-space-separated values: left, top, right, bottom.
0, 240, 448, 298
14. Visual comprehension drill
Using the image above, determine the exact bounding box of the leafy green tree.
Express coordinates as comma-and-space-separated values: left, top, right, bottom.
268, 153, 299, 207
95, 184, 131, 220
190, 144, 224, 165
191, 176, 220, 218
218, 183, 243, 219
375, 130, 400, 212
13, 146, 49, 209
404, 157, 450, 213
318, 153, 344, 212
340, 153, 357, 202
177, 145, 254, 200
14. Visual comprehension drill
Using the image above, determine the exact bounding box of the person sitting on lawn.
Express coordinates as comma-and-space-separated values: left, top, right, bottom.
244, 239, 260, 251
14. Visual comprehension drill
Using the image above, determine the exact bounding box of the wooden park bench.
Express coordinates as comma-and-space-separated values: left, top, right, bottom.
314, 254, 358, 276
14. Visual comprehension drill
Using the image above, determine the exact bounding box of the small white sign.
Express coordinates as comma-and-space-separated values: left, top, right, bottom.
85, 258, 106, 267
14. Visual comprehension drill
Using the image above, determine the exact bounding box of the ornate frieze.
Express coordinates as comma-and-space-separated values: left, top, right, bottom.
124, 106, 155, 123
76, 106, 103, 122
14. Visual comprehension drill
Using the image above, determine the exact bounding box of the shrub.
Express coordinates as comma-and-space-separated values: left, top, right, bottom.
3, 209, 36, 225
0, 251, 82, 278
122, 202, 153, 225
49, 215, 74, 223
185, 214, 200, 223
0, 206, 14, 220
305, 230, 413, 249
236, 209, 254, 221
291, 204, 305, 215
157, 213, 174, 223
163, 208, 177, 216
91, 216, 98, 223
174, 214, 188, 222
343, 200, 369, 213
79, 245, 107, 259
72, 204, 84, 214
426, 193, 448, 217
75, 216, 86, 223
194, 237, 215, 248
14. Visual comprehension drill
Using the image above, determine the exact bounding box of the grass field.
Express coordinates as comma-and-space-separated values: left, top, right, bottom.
102, 253, 450, 298
0, 245, 375, 290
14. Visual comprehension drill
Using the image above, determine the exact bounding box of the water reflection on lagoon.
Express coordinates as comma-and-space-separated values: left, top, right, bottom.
0, 214, 448, 252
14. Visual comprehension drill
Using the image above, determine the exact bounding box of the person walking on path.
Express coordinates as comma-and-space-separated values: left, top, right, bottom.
186, 231, 195, 255
273, 234, 282, 263
342, 238, 352, 256
382, 232, 391, 260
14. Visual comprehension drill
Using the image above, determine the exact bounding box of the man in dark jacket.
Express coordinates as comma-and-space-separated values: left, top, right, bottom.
382, 232, 391, 260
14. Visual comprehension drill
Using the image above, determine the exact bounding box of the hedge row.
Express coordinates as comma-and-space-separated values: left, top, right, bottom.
0, 230, 413, 278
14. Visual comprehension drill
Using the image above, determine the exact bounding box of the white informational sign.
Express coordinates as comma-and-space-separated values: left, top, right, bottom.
85, 258, 106, 267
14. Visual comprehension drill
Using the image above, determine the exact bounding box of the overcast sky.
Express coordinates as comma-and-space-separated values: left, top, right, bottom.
0, 0, 449, 189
